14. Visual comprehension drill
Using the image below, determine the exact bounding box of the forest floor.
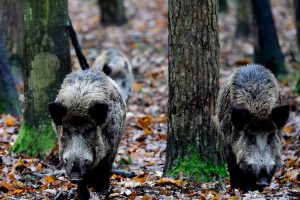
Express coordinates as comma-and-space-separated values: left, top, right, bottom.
0, 0, 300, 199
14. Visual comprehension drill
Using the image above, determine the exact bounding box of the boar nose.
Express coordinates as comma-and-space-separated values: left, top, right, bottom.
69, 162, 83, 183
256, 167, 272, 187
246, 164, 253, 174
256, 178, 270, 187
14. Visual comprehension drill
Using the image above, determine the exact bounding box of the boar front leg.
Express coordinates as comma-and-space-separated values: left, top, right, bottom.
87, 155, 112, 195
77, 182, 90, 200
226, 146, 251, 191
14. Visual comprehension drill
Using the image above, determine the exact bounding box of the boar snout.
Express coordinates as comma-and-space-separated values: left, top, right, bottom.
68, 162, 83, 183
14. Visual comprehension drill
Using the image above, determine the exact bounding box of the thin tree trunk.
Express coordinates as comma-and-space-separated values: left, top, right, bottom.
251, 0, 286, 76
165, 0, 226, 182
0, 37, 20, 115
295, 77, 300, 94
235, 0, 251, 38
11, 0, 71, 157
98, 0, 127, 26
294, 0, 300, 51
219, 0, 228, 12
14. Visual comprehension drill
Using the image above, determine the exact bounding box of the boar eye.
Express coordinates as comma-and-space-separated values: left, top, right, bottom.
89, 102, 109, 125
84, 127, 96, 136
245, 132, 256, 145
61, 127, 71, 141
267, 133, 276, 144
231, 108, 251, 130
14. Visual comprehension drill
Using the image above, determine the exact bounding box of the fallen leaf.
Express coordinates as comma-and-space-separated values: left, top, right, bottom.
42, 176, 55, 185
4, 115, 15, 127
137, 115, 153, 129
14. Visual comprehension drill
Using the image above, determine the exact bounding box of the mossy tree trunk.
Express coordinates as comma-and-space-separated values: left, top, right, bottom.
165, 0, 226, 182
11, 0, 71, 157
0, 37, 20, 115
235, 0, 251, 38
98, 0, 127, 26
251, 0, 286, 76
0, 0, 24, 86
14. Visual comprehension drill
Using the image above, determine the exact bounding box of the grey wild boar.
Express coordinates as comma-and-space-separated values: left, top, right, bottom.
216, 64, 289, 191
92, 48, 133, 102
48, 70, 126, 199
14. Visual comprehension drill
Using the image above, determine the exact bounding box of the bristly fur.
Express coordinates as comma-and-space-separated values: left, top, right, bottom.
51, 69, 126, 197
92, 48, 133, 102
216, 64, 289, 191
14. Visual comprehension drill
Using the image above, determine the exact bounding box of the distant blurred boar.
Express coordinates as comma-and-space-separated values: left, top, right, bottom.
49, 70, 126, 199
216, 64, 289, 191
92, 48, 133, 102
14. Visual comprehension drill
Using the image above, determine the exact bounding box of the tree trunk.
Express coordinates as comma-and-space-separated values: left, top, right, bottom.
294, 0, 300, 51
0, 37, 20, 115
219, 0, 228, 12
251, 0, 286, 76
11, 0, 71, 157
165, 0, 226, 182
0, 0, 24, 86
98, 0, 127, 26
235, 0, 251, 38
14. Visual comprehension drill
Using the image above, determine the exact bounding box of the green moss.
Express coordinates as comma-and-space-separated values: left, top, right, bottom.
10, 121, 57, 158
167, 147, 228, 182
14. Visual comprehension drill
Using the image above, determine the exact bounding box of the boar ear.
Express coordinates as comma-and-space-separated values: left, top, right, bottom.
231, 108, 251, 130
271, 105, 290, 128
48, 102, 67, 125
89, 102, 109, 125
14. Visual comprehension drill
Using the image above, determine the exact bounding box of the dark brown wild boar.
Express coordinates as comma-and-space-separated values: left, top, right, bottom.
49, 69, 126, 199
216, 64, 289, 191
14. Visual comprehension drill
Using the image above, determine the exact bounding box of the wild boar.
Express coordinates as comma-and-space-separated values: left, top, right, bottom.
92, 48, 133, 102
49, 69, 126, 199
216, 64, 289, 191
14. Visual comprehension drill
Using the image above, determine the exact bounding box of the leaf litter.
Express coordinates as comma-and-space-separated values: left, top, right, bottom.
0, 0, 299, 199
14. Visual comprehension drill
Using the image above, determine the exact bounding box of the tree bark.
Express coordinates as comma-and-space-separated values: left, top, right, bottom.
235, 0, 251, 38
295, 77, 300, 94
219, 0, 228, 12
0, 0, 24, 85
11, 0, 71, 157
251, 0, 286, 76
294, 0, 300, 51
98, 0, 127, 26
0, 37, 20, 115
165, 0, 226, 182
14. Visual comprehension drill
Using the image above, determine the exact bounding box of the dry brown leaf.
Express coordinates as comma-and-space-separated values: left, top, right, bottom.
234, 58, 251, 66
137, 115, 153, 129
156, 178, 185, 187
36, 163, 44, 171
4, 115, 15, 127
0, 181, 14, 192
132, 176, 146, 183
283, 126, 293, 134
42, 176, 55, 185
141, 195, 151, 200
133, 83, 142, 92
143, 128, 152, 135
